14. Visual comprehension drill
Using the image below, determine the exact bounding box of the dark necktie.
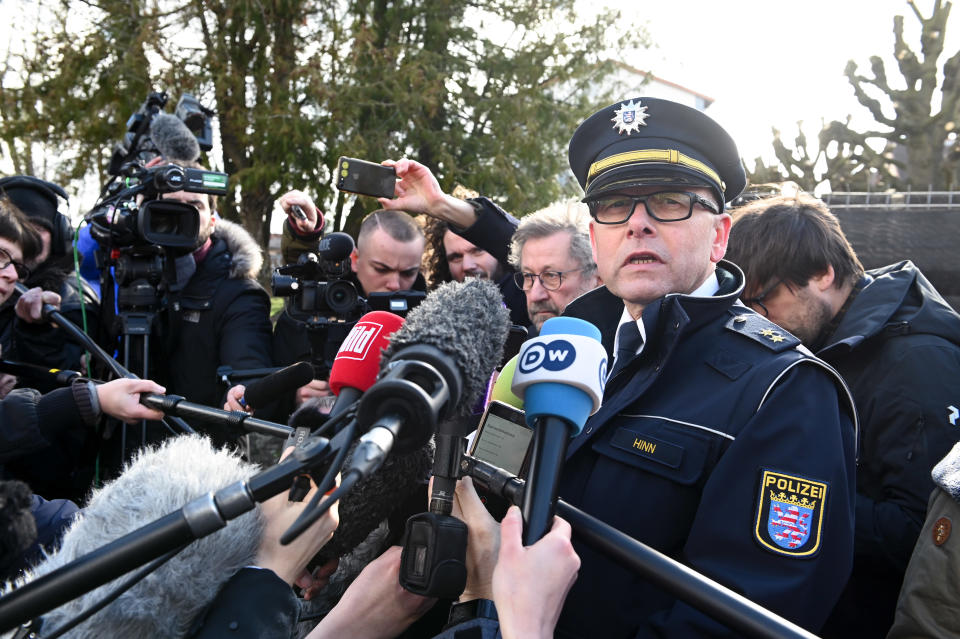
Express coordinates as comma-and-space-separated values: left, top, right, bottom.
610, 320, 643, 378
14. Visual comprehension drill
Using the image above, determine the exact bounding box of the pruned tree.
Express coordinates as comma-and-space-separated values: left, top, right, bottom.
749, 0, 960, 192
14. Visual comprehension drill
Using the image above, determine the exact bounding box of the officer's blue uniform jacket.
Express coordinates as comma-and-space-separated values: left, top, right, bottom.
556, 261, 858, 638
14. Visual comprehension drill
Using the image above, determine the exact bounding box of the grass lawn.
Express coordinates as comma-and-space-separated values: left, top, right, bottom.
270, 297, 285, 322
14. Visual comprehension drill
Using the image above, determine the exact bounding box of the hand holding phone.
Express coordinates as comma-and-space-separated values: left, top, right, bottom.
276, 189, 323, 233
289, 204, 308, 221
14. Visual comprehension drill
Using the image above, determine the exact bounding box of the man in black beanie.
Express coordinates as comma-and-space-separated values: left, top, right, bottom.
0, 177, 101, 500
0, 177, 99, 389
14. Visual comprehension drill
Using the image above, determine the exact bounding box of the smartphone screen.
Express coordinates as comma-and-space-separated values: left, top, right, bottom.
469, 401, 532, 477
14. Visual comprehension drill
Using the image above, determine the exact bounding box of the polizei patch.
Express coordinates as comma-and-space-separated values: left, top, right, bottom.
754, 470, 827, 558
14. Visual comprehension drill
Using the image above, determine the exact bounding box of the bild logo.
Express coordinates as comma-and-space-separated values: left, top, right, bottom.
519, 339, 576, 374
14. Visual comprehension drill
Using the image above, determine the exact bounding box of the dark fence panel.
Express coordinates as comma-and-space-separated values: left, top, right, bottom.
827, 205, 960, 311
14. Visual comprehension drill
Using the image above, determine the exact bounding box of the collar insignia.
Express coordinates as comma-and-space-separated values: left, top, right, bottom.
611, 99, 648, 135
759, 328, 785, 342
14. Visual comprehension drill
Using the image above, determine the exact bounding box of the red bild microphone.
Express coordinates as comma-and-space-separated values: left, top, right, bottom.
327, 311, 405, 419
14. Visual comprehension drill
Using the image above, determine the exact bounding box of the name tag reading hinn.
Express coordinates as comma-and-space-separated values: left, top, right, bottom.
610, 428, 684, 468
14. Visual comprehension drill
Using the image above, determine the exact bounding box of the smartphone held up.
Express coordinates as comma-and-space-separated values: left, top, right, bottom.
336, 157, 397, 199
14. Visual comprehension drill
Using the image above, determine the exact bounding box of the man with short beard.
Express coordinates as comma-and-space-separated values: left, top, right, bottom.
155, 171, 273, 447
727, 192, 960, 639
424, 216, 504, 285
381, 160, 601, 332
96, 162, 273, 451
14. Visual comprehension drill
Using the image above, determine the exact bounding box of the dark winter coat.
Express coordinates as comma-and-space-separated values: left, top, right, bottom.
556, 261, 858, 638
160, 220, 273, 446
0, 382, 100, 501
818, 260, 960, 638
0, 256, 101, 394
457, 197, 529, 328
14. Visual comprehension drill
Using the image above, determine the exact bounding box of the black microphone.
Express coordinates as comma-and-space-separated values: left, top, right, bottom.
349, 279, 511, 475
312, 280, 510, 564
316, 232, 355, 262
149, 113, 201, 162
241, 361, 314, 410
510, 316, 607, 544
138, 392, 292, 438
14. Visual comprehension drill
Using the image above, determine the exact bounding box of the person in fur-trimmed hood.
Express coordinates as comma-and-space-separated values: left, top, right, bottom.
152, 185, 273, 448
94, 167, 274, 457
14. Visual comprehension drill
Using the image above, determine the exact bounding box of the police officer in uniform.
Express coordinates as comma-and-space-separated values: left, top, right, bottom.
555, 98, 858, 637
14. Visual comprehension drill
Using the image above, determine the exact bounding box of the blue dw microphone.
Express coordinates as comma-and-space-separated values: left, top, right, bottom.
511, 316, 606, 543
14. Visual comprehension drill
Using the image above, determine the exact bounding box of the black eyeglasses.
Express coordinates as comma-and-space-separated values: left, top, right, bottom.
0, 247, 29, 280
743, 279, 782, 317
583, 190, 721, 224
513, 268, 585, 291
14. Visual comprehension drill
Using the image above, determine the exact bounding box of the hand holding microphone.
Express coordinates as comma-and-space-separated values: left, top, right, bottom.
450, 476, 501, 602
256, 446, 341, 586
13, 287, 61, 324
295, 379, 334, 409
492, 506, 580, 639
101, 378, 167, 423
223, 361, 315, 413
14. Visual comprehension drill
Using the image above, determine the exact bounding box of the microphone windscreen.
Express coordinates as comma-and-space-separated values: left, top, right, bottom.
17, 435, 262, 637
313, 439, 433, 564
244, 361, 314, 408
329, 311, 404, 396
0, 480, 38, 579
489, 354, 523, 410
149, 113, 201, 163
316, 232, 355, 262
382, 279, 510, 416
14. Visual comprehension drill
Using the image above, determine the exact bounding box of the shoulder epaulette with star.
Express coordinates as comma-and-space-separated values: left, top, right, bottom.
725, 310, 801, 352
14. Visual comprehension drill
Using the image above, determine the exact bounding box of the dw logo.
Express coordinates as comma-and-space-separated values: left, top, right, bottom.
519, 339, 576, 373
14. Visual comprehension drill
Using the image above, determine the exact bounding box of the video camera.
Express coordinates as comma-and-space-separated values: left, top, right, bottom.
271, 232, 427, 325
272, 231, 425, 377
108, 91, 214, 177
271, 232, 364, 324
88, 162, 228, 252
92, 89, 225, 253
